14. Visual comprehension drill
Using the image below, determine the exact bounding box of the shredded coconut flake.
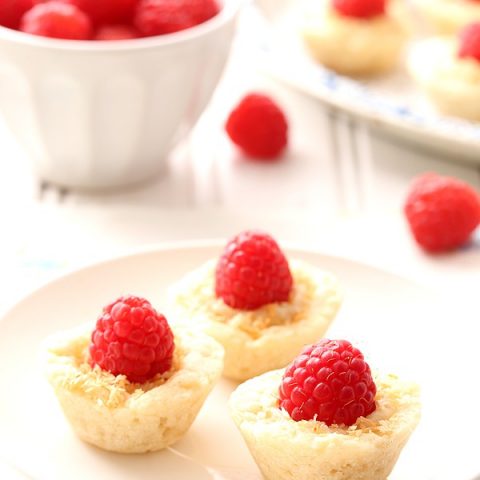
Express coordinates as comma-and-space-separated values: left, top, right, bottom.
48, 333, 182, 409
232, 370, 420, 439
174, 260, 321, 338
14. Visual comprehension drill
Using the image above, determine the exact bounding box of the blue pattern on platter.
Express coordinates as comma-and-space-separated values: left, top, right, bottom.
307, 65, 480, 141
256, 27, 480, 145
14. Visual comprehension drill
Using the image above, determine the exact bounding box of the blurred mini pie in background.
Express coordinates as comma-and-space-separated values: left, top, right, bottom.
229, 339, 421, 480
408, 22, 480, 121
412, 0, 480, 34
45, 295, 224, 453
300, 0, 408, 76
169, 231, 342, 381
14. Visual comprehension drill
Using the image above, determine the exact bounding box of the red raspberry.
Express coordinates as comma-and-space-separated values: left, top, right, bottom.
134, 0, 220, 36
89, 295, 175, 383
95, 24, 138, 40
404, 173, 480, 253
0, 0, 34, 29
225, 93, 288, 160
20, 2, 92, 40
215, 231, 293, 310
279, 339, 377, 426
458, 22, 480, 62
58, 0, 139, 26
332, 0, 386, 19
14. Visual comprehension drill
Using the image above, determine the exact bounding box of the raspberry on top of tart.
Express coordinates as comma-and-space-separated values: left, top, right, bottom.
169, 230, 342, 381
300, 0, 407, 76
408, 22, 480, 121
332, 0, 386, 19
215, 230, 293, 310
279, 339, 377, 425
89, 295, 175, 383
229, 339, 421, 480
458, 22, 480, 62
45, 295, 224, 453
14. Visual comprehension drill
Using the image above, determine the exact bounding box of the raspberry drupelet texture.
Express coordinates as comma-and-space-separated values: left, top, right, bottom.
458, 22, 480, 62
225, 93, 288, 160
134, 0, 220, 36
20, 1, 92, 40
89, 295, 175, 383
404, 173, 480, 253
215, 231, 293, 311
279, 339, 377, 426
332, 0, 386, 19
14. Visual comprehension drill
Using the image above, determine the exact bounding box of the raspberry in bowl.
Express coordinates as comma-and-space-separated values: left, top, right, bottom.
169, 230, 342, 381
408, 22, 480, 121
44, 295, 224, 453
0, 0, 241, 189
229, 339, 421, 480
300, 0, 407, 76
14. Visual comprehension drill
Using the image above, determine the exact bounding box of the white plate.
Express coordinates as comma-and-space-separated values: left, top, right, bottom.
254, 0, 480, 163
0, 243, 478, 480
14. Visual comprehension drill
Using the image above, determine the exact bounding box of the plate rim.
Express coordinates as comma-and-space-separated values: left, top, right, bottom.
0, 239, 453, 480
0, 239, 433, 325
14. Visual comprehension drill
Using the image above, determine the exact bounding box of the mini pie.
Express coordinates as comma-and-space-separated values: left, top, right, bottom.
170, 252, 342, 382
229, 340, 421, 480
300, 0, 407, 76
412, 0, 480, 34
408, 33, 480, 121
44, 296, 224, 453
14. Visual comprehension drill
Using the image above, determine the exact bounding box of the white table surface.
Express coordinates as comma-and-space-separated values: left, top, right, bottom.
0, 8, 479, 478
0, 10, 479, 307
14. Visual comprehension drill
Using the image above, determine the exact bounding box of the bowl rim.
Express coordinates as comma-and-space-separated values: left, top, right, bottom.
0, 0, 244, 52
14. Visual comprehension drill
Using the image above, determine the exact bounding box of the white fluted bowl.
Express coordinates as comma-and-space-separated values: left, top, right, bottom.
0, 0, 241, 189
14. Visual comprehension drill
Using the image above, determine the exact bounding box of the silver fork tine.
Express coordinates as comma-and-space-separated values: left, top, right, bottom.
352, 120, 374, 212
328, 110, 374, 216
329, 111, 361, 215
36, 180, 48, 202
36, 180, 69, 205
326, 109, 346, 213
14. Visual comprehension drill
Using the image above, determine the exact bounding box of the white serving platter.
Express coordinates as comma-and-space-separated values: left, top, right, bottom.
254, 0, 480, 163
0, 243, 478, 479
